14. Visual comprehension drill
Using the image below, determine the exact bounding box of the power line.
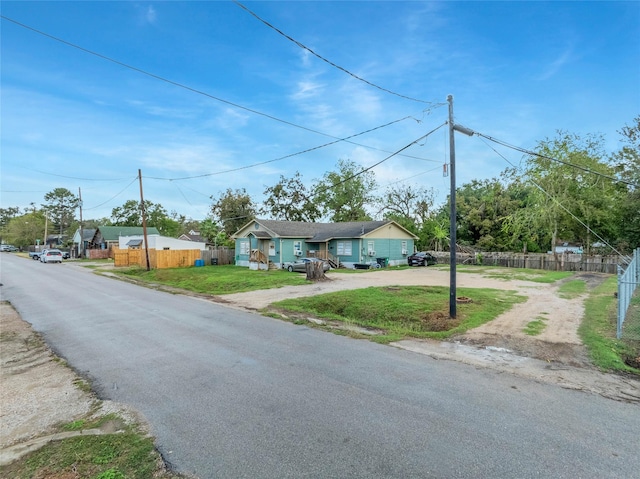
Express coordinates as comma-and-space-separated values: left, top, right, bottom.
146, 116, 438, 181
478, 136, 627, 260
234, 1, 442, 106
475, 131, 639, 189
83, 176, 139, 211
311, 122, 447, 199
1, 15, 443, 154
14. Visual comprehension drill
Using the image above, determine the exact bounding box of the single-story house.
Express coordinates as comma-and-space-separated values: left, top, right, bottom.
72, 228, 96, 258
233, 219, 418, 269
89, 226, 160, 250
118, 234, 207, 251
553, 242, 584, 254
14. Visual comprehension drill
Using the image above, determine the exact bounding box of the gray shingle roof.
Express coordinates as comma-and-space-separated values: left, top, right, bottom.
251, 219, 402, 241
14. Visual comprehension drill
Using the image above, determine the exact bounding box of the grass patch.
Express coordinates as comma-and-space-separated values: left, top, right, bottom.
272, 285, 526, 342
557, 279, 587, 299
454, 265, 573, 283
579, 276, 640, 374
114, 264, 308, 295
1, 433, 159, 479
523, 317, 548, 336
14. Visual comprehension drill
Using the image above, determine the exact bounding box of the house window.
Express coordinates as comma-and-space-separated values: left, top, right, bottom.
293, 241, 302, 255
269, 241, 276, 256
240, 241, 250, 255
367, 241, 375, 254
336, 241, 352, 256
401, 241, 408, 255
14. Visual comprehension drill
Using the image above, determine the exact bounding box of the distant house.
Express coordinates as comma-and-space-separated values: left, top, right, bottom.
233, 219, 418, 270
89, 226, 160, 251
178, 230, 208, 245
554, 242, 584, 254
72, 228, 96, 258
118, 234, 206, 251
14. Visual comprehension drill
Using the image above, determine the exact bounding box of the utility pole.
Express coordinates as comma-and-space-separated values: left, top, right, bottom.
78, 187, 84, 258
139, 169, 151, 271
447, 95, 474, 319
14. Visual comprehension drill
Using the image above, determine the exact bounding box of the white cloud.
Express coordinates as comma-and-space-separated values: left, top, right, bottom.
538, 47, 573, 81
146, 5, 157, 24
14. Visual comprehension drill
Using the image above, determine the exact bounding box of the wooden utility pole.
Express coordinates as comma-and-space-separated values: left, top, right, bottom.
139, 169, 151, 271
447, 95, 475, 319
78, 187, 84, 258
447, 95, 457, 319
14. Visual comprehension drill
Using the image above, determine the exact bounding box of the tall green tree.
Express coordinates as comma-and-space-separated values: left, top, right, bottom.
263, 172, 322, 222
2, 212, 46, 248
42, 188, 79, 237
380, 185, 434, 227
455, 178, 522, 251
505, 131, 619, 253
315, 159, 378, 222
612, 116, 640, 250
211, 188, 257, 236
111, 200, 181, 236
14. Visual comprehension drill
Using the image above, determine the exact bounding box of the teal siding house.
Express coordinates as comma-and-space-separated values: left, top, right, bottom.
232, 219, 418, 270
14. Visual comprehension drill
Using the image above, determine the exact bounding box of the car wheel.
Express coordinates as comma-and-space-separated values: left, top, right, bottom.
287, 265, 294, 272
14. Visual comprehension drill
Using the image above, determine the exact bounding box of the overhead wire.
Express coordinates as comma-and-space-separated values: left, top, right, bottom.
477, 136, 628, 260
475, 131, 639, 189
310, 122, 447, 199
146, 115, 438, 181
82, 176, 139, 211
234, 1, 442, 106
1, 15, 442, 161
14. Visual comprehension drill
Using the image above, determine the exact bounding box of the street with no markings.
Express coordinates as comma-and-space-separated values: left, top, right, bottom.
1, 253, 638, 478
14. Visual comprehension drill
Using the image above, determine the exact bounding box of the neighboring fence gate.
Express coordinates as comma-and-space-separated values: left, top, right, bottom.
618, 248, 640, 339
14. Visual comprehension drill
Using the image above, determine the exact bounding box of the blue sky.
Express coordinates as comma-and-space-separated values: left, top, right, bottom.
2, 1, 638, 221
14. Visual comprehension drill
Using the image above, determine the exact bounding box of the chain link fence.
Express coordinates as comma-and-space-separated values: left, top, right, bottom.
618, 248, 640, 340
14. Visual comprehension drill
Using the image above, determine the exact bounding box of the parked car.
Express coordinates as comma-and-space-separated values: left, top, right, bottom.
1, 244, 18, 252
407, 251, 437, 266
30, 251, 42, 260
283, 257, 330, 273
61, 251, 70, 259
41, 249, 63, 263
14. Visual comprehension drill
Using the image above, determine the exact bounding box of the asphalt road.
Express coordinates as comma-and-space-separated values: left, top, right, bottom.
1, 254, 639, 478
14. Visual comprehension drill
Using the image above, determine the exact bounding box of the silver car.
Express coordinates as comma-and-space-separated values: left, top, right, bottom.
41, 249, 63, 263
283, 257, 330, 273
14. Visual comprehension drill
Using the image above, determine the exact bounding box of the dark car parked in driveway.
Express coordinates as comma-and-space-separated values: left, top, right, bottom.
407, 251, 437, 266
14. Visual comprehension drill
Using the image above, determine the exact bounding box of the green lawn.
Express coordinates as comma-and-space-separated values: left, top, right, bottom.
272, 285, 526, 343
579, 276, 640, 373
114, 264, 308, 294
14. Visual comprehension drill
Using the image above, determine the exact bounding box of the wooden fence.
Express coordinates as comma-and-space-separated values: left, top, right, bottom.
431, 251, 624, 274
201, 247, 235, 266
114, 247, 201, 269
113, 246, 236, 269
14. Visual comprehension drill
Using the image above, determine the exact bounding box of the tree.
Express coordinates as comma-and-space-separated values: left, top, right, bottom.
505, 131, 620, 253
612, 116, 640, 250
211, 188, 257, 236
379, 184, 435, 227
263, 172, 322, 222
43, 188, 79, 237
111, 200, 180, 236
315, 159, 378, 222
2, 212, 46, 248
455, 178, 522, 251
